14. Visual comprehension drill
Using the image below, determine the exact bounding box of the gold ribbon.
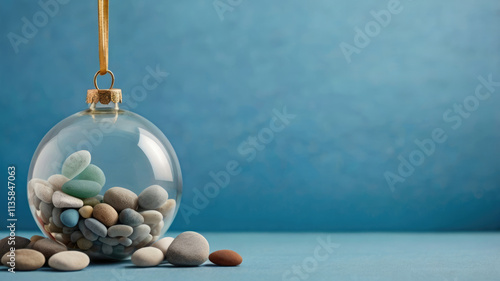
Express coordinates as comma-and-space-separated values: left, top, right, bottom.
98, 0, 109, 75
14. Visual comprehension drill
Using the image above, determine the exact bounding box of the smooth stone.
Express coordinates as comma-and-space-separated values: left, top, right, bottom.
48, 251, 90, 271
93, 203, 119, 227
32, 196, 42, 210
135, 234, 153, 248
30, 235, 45, 244
119, 208, 144, 226
79, 220, 98, 241
138, 185, 168, 210
166, 231, 209, 266
39, 201, 52, 224
85, 218, 107, 237
108, 225, 133, 237
152, 237, 174, 256
1, 249, 45, 270
131, 247, 164, 267
32, 238, 67, 259
48, 174, 70, 191
61, 150, 91, 179
102, 244, 113, 255
103, 187, 138, 212
28, 178, 46, 197
76, 238, 93, 250
74, 164, 106, 186
62, 226, 77, 234
60, 209, 79, 227
150, 221, 164, 236
52, 191, 84, 208
52, 207, 64, 228
0, 236, 31, 256
118, 237, 132, 247
54, 233, 71, 244
79, 205, 93, 218
62, 179, 102, 199
155, 199, 176, 217
99, 237, 120, 246
48, 220, 63, 233
96, 194, 104, 202
71, 231, 84, 243
209, 250, 242, 266
83, 196, 101, 207
129, 224, 151, 241
140, 210, 163, 225
33, 181, 54, 203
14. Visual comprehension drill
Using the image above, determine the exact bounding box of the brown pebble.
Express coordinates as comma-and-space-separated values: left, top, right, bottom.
79, 205, 93, 218
30, 235, 45, 243
103, 187, 138, 212
93, 203, 119, 227
1, 249, 45, 270
0, 236, 31, 257
209, 250, 242, 266
32, 238, 67, 259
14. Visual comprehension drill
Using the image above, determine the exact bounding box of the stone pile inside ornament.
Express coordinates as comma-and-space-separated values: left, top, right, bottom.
28, 150, 176, 259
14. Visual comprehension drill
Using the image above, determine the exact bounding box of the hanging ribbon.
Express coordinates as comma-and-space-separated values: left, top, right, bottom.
98, 0, 109, 75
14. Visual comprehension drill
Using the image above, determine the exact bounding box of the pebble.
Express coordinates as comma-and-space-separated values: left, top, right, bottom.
79, 205, 93, 218
52, 191, 84, 208
99, 237, 120, 246
83, 196, 101, 207
52, 207, 64, 228
74, 164, 106, 186
138, 185, 168, 209
85, 218, 108, 237
155, 199, 176, 217
129, 224, 151, 241
165, 231, 210, 266
61, 150, 91, 179
39, 201, 53, 224
140, 210, 163, 225
1, 249, 45, 270
32, 195, 42, 210
104, 187, 139, 212
108, 225, 133, 237
62, 179, 102, 199
102, 244, 113, 255
33, 181, 54, 203
150, 221, 164, 236
71, 231, 84, 243
131, 247, 164, 267
209, 250, 242, 266
119, 208, 144, 226
0, 236, 31, 256
63, 226, 77, 234
79, 220, 98, 241
60, 209, 79, 227
76, 238, 93, 250
135, 234, 153, 248
54, 233, 71, 244
48, 251, 90, 271
93, 203, 119, 227
30, 235, 45, 244
152, 237, 174, 256
48, 174, 70, 191
32, 238, 67, 259
118, 237, 132, 247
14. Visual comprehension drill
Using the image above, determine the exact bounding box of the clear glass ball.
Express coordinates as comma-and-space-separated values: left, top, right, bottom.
27, 106, 182, 260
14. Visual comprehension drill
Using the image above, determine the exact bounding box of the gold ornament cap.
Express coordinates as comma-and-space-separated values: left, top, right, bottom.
87, 70, 122, 105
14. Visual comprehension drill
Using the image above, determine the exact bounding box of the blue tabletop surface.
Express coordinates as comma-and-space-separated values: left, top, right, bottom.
1, 231, 500, 281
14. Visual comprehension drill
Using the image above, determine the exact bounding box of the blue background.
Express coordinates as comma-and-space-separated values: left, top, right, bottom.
1, 0, 499, 232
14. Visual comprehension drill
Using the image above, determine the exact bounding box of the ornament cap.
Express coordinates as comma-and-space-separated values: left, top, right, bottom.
86, 89, 122, 105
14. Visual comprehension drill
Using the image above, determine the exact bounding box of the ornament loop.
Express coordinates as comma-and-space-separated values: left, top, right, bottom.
93, 70, 115, 89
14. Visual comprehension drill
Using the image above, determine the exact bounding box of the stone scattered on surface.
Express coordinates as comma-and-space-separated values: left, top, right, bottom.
60, 209, 79, 227
0, 236, 31, 256
74, 164, 106, 186
1, 249, 45, 270
138, 185, 168, 210
85, 218, 108, 237
32, 238, 67, 259
48, 174, 70, 191
93, 203, 119, 227
48, 251, 90, 271
209, 249, 243, 266
119, 208, 144, 226
103, 187, 139, 212
108, 225, 134, 238
61, 150, 91, 179
131, 247, 164, 267
152, 237, 174, 257
79, 205, 93, 218
52, 191, 84, 208
33, 181, 54, 203
62, 179, 102, 199
165, 231, 209, 266
140, 210, 163, 225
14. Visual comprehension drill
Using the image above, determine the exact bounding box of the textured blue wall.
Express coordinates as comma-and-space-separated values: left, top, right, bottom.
1, 0, 500, 231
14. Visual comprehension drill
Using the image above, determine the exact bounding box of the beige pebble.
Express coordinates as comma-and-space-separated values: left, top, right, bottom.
1, 249, 45, 270
93, 203, 119, 227
152, 237, 174, 256
52, 191, 84, 208
48, 174, 70, 191
79, 205, 93, 218
140, 210, 163, 225
135, 234, 153, 248
103, 187, 138, 212
155, 199, 176, 217
150, 221, 164, 236
32, 238, 67, 259
48, 251, 90, 271
131, 247, 163, 267
76, 238, 93, 250
34, 181, 54, 203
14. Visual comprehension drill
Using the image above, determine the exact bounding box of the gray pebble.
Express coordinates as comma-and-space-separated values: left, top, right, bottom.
102, 244, 113, 255
140, 210, 163, 225
98, 237, 120, 246
129, 224, 150, 241
39, 202, 52, 224
70, 231, 84, 243
118, 237, 132, 247
108, 225, 133, 238
150, 221, 164, 236
138, 185, 168, 210
52, 207, 64, 228
85, 218, 107, 237
166, 231, 209, 266
119, 208, 144, 227
79, 220, 98, 241
34, 181, 54, 203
